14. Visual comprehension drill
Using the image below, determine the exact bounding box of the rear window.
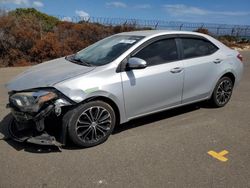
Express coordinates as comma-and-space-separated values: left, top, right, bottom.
181, 38, 218, 59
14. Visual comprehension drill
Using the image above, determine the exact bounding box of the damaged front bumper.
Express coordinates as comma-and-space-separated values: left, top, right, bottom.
7, 89, 74, 147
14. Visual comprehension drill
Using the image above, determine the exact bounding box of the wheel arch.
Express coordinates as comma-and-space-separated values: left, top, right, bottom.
209, 70, 236, 98
83, 96, 121, 126
220, 72, 236, 85
61, 94, 123, 146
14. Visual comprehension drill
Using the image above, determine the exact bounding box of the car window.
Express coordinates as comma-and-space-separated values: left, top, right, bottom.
181, 38, 218, 59
133, 38, 178, 66
74, 35, 144, 66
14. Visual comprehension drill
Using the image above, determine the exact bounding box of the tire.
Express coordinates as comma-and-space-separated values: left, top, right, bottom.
210, 77, 234, 107
66, 100, 116, 147
0, 114, 14, 140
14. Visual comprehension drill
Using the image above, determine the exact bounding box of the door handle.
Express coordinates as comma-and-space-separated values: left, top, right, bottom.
170, 67, 183, 73
213, 59, 222, 64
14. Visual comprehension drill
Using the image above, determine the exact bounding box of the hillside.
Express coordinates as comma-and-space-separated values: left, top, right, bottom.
0, 8, 146, 67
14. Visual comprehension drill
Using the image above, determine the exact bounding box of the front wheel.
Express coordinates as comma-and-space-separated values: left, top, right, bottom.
66, 101, 116, 147
210, 77, 234, 107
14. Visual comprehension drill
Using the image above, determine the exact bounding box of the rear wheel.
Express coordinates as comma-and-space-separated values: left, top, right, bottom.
66, 101, 116, 147
210, 77, 234, 107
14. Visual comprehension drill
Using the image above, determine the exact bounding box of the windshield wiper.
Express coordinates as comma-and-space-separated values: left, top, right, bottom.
65, 54, 93, 67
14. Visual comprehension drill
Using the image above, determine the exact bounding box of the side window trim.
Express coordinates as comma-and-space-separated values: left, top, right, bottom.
131, 36, 181, 66
175, 38, 183, 60
131, 35, 178, 57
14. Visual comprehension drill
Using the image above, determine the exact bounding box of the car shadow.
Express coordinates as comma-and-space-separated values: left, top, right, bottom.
0, 101, 208, 153
113, 102, 202, 134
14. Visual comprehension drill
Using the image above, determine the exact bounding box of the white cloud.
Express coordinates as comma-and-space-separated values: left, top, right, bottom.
106, 1, 127, 8
134, 4, 151, 9
75, 10, 90, 21
163, 4, 250, 17
62, 16, 72, 22
164, 4, 206, 16
218, 11, 250, 16
0, 8, 9, 15
32, 1, 43, 7
106, 2, 150, 9
0, 0, 44, 7
0, 0, 29, 5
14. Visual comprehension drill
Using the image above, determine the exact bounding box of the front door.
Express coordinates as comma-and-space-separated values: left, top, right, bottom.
121, 38, 184, 119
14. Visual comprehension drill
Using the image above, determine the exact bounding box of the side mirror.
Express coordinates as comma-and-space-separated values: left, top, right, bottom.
127, 57, 147, 70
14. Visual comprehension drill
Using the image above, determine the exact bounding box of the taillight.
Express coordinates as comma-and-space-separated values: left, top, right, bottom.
237, 54, 243, 62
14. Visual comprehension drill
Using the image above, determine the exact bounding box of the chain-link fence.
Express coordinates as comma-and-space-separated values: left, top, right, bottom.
56, 15, 250, 39
1, 6, 250, 38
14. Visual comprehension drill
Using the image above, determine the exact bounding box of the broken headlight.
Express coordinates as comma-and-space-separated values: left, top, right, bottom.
9, 91, 57, 113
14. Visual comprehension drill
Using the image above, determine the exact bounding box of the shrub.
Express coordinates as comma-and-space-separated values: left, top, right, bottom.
218, 35, 238, 42
10, 8, 59, 32
194, 27, 210, 35
0, 8, 152, 67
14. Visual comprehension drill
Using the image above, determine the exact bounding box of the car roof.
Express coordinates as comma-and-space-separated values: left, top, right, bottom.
117, 30, 207, 37
116, 30, 229, 51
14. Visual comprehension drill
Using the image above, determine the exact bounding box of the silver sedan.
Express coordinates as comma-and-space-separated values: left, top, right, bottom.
6, 30, 244, 147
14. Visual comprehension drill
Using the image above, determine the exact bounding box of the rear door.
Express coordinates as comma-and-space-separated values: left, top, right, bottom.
179, 37, 220, 103
121, 37, 184, 119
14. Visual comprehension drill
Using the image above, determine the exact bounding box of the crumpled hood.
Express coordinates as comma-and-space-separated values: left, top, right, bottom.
6, 57, 95, 91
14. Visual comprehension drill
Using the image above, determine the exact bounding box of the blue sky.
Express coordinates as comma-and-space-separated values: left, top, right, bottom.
0, 0, 250, 25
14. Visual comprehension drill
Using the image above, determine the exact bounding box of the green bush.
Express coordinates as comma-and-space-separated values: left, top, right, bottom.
10, 8, 60, 32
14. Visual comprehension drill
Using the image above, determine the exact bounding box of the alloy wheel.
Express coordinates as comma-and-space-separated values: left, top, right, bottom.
75, 106, 112, 144
215, 79, 233, 105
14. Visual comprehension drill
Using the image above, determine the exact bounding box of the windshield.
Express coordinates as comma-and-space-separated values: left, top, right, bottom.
74, 35, 144, 66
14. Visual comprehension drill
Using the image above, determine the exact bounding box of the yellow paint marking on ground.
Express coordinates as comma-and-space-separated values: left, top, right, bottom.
207, 150, 229, 162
